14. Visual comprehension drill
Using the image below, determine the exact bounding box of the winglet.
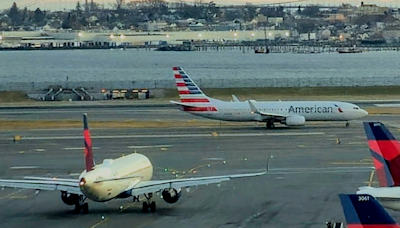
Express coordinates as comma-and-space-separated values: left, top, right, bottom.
248, 100, 259, 114
363, 122, 400, 187
339, 194, 400, 227
266, 153, 272, 172
83, 113, 95, 172
231, 94, 240, 102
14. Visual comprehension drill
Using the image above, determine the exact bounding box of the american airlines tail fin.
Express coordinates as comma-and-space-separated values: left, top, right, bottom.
83, 114, 95, 172
339, 194, 400, 228
363, 122, 400, 187
173, 67, 210, 103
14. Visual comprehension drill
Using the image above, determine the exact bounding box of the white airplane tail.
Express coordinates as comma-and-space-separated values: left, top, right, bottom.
173, 67, 210, 103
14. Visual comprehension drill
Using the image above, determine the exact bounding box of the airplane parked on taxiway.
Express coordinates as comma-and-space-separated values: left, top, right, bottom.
170, 67, 368, 129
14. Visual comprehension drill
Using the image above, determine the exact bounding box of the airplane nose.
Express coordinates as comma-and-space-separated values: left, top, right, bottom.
362, 109, 368, 116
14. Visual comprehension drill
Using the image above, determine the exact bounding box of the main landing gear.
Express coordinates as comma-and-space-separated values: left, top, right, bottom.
345, 122, 350, 127
74, 195, 89, 214
266, 120, 275, 129
141, 193, 156, 213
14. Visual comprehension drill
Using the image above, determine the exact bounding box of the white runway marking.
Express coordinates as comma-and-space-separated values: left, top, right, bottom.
63, 147, 100, 150
9, 166, 40, 169
34, 149, 46, 152
127, 145, 173, 149
20, 132, 325, 140
0, 109, 166, 115
374, 104, 400, 107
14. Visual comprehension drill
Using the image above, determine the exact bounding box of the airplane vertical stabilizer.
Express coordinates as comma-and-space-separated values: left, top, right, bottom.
363, 122, 400, 187
173, 66, 210, 103
83, 114, 95, 172
339, 194, 400, 228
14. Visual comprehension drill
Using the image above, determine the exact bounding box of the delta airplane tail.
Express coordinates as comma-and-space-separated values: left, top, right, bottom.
339, 194, 400, 228
363, 122, 400, 187
83, 113, 95, 172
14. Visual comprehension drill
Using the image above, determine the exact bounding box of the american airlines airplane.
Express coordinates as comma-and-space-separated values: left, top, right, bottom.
357, 122, 400, 211
0, 114, 266, 214
170, 67, 368, 128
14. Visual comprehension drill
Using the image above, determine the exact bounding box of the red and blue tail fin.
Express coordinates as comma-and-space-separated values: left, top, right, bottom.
173, 67, 210, 103
363, 122, 400, 187
339, 194, 400, 228
83, 113, 95, 172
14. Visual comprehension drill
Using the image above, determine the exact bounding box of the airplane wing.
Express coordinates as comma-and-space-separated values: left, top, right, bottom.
0, 178, 81, 195
129, 171, 266, 196
248, 100, 288, 119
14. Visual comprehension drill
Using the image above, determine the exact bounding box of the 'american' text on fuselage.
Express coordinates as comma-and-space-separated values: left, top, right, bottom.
288, 106, 334, 113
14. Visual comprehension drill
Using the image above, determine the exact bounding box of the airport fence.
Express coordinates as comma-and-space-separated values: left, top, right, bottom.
1, 76, 400, 93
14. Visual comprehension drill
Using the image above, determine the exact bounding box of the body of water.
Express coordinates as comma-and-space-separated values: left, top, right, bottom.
1, 49, 399, 83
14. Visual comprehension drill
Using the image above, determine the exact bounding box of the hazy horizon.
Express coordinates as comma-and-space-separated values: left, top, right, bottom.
1, 0, 399, 11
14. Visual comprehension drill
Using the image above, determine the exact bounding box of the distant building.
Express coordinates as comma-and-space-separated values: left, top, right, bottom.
355, 2, 389, 16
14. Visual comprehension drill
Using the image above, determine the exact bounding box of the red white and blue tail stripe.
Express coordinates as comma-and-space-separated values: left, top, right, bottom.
173, 66, 210, 103
173, 67, 217, 112
363, 122, 400, 187
83, 113, 95, 172
339, 194, 400, 228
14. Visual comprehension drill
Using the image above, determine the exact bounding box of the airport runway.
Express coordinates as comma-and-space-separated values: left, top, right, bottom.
1, 118, 400, 228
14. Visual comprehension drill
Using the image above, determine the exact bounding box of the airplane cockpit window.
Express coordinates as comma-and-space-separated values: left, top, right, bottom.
353, 107, 359, 110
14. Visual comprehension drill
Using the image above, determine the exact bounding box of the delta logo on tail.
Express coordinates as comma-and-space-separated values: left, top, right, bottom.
363, 122, 400, 187
339, 194, 400, 228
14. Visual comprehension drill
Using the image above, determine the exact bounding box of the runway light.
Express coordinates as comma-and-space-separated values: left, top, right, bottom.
164, 168, 168, 172
119, 206, 124, 210
207, 164, 211, 167
120, 34, 125, 39
166, 34, 169, 38
223, 160, 226, 164
244, 157, 248, 161
77, 32, 83, 37
198, 33, 202, 38
101, 215, 105, 220
251, 33, 255, 37
109, 34, 115, 39
233, 32, 238, 37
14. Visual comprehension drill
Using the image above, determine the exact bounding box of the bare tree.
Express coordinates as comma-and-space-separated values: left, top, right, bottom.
115, 0, 125, 10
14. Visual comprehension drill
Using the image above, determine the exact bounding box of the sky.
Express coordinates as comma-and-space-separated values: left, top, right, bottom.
1, 0, 399, 11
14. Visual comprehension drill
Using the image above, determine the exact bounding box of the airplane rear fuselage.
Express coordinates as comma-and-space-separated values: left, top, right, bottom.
79, 153, 153, 202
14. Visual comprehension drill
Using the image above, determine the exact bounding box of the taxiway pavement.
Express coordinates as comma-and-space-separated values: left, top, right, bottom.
0, 118, 399, 228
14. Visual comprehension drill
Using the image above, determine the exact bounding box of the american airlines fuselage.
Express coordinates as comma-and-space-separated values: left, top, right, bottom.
183, 99, 368, 122
79, 153, 153, 202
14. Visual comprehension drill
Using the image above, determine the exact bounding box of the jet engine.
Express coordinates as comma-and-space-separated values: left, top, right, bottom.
282, 115, 305, 126
161, 188, 181, 204
61, 191, 79, 205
